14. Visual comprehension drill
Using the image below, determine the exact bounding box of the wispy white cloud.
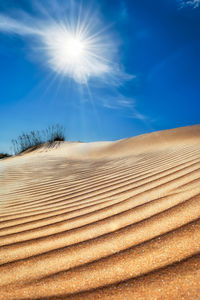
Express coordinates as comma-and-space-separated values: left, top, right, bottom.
101, 93, 147, 121
130, 112, 147, 121
178, 0, 200, 9
102, 95, 134, 110
0, 15, 40, 35
0, 1, 133, 85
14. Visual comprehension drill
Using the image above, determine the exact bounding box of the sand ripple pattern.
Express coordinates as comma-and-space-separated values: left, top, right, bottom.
0, 126, 200, 299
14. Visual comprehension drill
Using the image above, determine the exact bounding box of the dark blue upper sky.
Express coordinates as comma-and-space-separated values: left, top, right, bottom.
0, 0, 199, 153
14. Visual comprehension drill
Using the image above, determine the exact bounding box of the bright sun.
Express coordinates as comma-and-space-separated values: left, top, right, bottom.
65, 35, 85, 62
42, 21, 111, 84
0, 2, 118, 84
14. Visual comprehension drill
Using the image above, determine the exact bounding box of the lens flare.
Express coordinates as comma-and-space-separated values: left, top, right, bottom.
42, 20, 112, 84
0, 1, 132, 85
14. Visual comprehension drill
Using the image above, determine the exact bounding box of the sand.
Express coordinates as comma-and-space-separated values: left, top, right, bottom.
0, 125, 200, 299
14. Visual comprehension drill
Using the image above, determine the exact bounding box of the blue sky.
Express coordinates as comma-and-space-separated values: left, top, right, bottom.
0, 0, 199, 153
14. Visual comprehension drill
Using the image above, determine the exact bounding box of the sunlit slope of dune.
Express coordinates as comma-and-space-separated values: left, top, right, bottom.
0, 125, 200, 299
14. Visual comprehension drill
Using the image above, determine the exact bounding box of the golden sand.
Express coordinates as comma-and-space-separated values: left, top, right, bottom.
0, 125, 200, 299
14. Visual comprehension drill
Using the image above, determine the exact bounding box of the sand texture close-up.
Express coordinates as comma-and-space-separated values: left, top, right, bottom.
0, 125, 200, 300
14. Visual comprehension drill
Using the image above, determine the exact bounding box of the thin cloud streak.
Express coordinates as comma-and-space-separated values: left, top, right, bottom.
101, 94, 147, 121
178, 0, 200, 8
102, 95, 135, 109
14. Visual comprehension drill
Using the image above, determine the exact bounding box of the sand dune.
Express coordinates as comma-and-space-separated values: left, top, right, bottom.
0, 125, 200, 299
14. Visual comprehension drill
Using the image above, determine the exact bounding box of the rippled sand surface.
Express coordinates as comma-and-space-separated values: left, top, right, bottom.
0, 125, 200, 299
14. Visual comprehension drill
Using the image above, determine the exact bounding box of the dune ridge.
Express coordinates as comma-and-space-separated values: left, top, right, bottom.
0, 125, 200, 299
